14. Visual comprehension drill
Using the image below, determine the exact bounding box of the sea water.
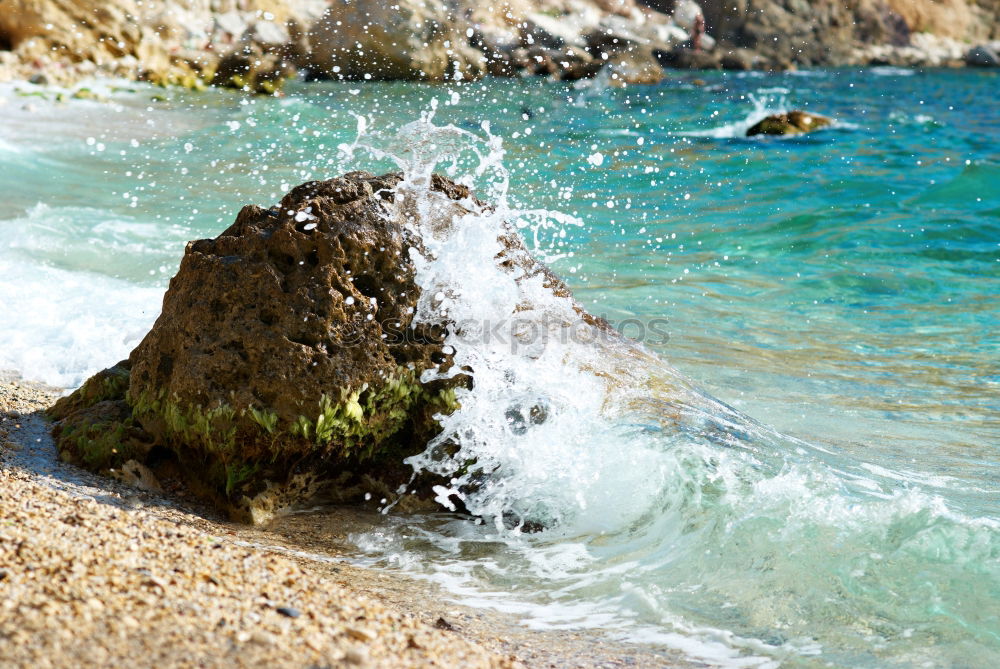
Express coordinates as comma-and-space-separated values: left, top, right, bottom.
1, 68, 998, 666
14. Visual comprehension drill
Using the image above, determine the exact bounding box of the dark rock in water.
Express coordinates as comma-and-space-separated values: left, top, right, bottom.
655, 47, 722, 70
965, 44, 999, 67
50, 171, 595, 524
746, 111, 833, 137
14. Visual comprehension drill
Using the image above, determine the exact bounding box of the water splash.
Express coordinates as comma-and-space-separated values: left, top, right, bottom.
335, 110, 1000, 668
673, 88, 855, 140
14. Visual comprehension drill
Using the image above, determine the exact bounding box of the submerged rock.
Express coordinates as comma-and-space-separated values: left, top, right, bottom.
51, 173, 478, 521
746, 111, 833, 137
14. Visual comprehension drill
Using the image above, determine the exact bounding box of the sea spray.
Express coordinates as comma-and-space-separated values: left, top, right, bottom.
339, 103, 740, 532
338, 109, 1000, 667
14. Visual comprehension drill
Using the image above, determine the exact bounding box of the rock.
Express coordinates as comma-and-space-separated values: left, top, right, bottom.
746, 111, 833, 137
249, 630, 277, 646
302, 0, 683, 82
513, 45, 602, 80
672, 0, 703, 30
604, 48, 665, 85
524, 12, 588, 49
693, 0, 1000, 68
47, 173, 523, 521
275, 606, 301, 618
581, 6, 689, 83
342, 645, 369, 665
71, 87, 108, 102
52, 171, 603, 523
965, 44, 999, 67
434, 617, 457, 631
306, 0, 487, 81
0, 0, 322, 88
211, 46, 294, 95
250, 19, 291, 48
0, 0, 698, 85
553, 46, 604, 80
214, 11, 248, 40
719, 47, 760, 70
345, 627, 377, 642
655, 46, 721, 69
110, 459, 163, 493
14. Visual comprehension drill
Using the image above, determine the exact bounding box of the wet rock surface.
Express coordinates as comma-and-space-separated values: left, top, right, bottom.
746, 111, 833, 137
210, 44, 296, 95
49, 171, 593, 523
51, 172, 479, 521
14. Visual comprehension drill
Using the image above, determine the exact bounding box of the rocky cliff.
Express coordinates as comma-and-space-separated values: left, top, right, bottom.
0, 0, 325, 86
691, 0, 1000, 67
1, 0, 997, 90
0, 0, 689, 86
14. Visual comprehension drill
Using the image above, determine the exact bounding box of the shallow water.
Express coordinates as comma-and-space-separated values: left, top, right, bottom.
1, 68, 998, 667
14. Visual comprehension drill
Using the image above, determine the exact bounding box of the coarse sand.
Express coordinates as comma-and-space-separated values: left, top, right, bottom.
0, 377, 689, 668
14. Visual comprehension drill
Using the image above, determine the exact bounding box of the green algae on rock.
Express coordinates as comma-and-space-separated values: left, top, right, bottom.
746, 110, 833, 137
49, 172, 473, 522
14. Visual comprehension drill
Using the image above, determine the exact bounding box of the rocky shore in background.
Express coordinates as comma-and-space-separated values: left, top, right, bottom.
684, 0, 1000, 69
1, 0, 998, 94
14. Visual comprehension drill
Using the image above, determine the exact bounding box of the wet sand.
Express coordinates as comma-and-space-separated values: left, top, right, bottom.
0, 376, 692, 668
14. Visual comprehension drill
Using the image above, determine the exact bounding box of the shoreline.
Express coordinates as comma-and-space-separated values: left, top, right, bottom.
0, 376, 691, 668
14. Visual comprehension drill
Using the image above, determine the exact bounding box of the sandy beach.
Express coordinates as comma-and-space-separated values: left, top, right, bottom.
0, 376, 688, 668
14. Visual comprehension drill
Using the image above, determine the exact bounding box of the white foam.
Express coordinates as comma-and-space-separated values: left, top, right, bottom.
0, 203, 172, 387
332, 111, 1000, 668
0, 258, 161, 388
675, 91, 790, 139
871, 66, 917, 76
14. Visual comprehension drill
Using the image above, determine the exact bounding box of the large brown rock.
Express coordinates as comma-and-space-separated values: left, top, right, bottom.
50, 171, 591, 523
51, 173, 471, 521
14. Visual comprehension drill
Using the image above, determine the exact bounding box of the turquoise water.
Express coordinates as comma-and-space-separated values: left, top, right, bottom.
1, 68, 998, 666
